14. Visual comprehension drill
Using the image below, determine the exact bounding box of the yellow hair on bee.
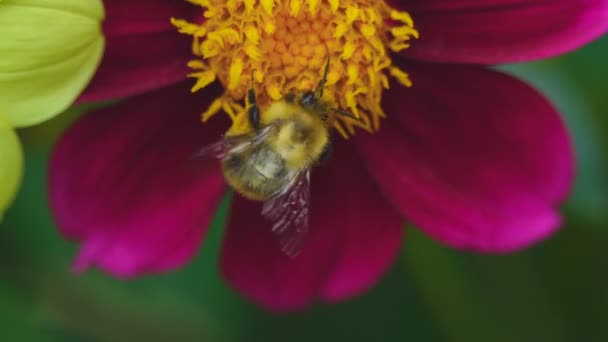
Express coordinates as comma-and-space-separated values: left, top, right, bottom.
262, 101, 329, 170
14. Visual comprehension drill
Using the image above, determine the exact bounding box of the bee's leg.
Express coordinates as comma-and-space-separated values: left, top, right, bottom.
332, 107, 358, 120
319, 111, 328, 122
284, 92, 296, 103
316, 57, 331, 98
318, 142, 332, 164
248, 84, 261, 131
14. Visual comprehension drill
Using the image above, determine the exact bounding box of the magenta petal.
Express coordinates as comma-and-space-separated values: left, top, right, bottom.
356, 62, 575, 252
401, 0, 608, 63
50, 82, 228, 277
220, 142, 403, 311
79, 0, 196, 102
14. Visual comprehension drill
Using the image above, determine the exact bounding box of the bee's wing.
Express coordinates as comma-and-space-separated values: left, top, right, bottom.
262, 170, 311, 258
193, 124, 278, 160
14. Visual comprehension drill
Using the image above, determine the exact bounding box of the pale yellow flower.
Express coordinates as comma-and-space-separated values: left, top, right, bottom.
0, 0, 104, 219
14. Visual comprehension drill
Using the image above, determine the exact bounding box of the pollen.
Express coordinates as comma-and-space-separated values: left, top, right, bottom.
173, 0, 418, 137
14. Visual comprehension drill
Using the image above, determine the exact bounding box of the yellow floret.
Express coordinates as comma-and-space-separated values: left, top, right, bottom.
173, 0, 418, 137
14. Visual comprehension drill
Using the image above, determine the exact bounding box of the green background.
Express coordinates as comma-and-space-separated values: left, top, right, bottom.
2, 36, 607, 341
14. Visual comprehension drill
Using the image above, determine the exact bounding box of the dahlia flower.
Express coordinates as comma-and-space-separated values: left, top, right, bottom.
50, 0, 608, 310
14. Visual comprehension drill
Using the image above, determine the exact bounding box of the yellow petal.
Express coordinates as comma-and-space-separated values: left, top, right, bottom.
0, 0, 105, 128
0, 114, 23, 221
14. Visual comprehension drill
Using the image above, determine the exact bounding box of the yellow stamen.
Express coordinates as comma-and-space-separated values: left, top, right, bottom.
173, 0, 418, 137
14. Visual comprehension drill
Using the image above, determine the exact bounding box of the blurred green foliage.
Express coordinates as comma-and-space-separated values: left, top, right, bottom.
1, 36, 607, 341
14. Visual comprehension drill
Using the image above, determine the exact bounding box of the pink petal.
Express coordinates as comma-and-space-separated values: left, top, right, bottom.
400, 0, 608, 63
220, 141, 403, 311
79, 0, 197, 102
356, 62, 574, 253
50, 82, 228, 277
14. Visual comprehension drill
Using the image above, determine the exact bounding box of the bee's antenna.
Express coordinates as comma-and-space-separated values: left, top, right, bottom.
248, 69, 261, 131
247, 69, 255, 106
316, 56, 330, 98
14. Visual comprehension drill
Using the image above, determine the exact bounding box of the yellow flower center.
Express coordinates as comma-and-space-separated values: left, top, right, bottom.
172, 0, 418, 137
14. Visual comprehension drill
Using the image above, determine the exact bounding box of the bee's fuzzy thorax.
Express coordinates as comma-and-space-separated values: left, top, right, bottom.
264, 101, 329, 170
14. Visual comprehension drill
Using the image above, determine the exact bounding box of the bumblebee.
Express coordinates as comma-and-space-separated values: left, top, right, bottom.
201, 60, 351, 257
